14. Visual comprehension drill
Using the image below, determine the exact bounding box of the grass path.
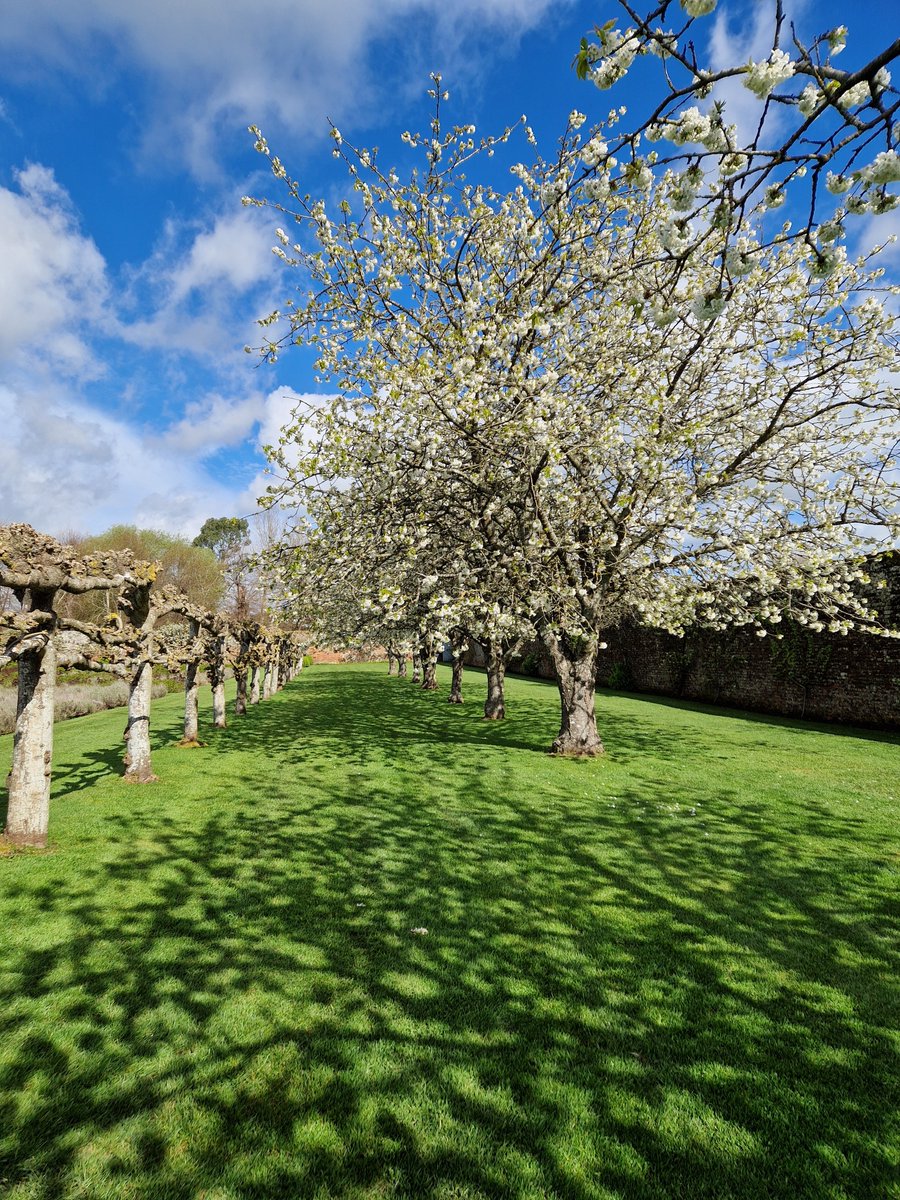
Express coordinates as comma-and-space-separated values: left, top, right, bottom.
0, 664, 898, 1199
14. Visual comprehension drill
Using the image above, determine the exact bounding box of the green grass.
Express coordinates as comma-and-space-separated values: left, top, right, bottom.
0, 664, 898, 1200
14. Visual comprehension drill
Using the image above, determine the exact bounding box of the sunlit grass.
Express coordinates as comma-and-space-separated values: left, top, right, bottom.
0, 664, 898, 1199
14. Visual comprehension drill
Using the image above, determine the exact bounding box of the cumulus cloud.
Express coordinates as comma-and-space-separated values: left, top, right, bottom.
0, 381, 262, 538
160, 390, 273, 455
0, 161, 301, 536
118, 204, 282, 359
0, 164, 108, 376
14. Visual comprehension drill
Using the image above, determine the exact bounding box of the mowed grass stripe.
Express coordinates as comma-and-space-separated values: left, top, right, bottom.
0, 663, 898, 1200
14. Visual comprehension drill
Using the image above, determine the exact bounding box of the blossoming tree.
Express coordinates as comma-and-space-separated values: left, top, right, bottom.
249, 79, 899, 754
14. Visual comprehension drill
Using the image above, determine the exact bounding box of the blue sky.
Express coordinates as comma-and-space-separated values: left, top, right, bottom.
0, 0, 895, 539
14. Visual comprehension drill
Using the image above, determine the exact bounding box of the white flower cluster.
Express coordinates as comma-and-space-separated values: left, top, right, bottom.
826, 171, 852, 195
660, 221, 694, 255
720, 152, 748, 176
808, 245, 847, 278
649, 301, 679, 327
648, 29, 677, 58
763, 185, 786, 209
815, 217, 844, 244
797, 84, 821, 116
581, 136, 608, 168
860, 151, 900, 186
839, 80, 873, 109
725, 242, 756, 276
689, 292, 727, 321
625, 160, 654, 190
743, 50, 795, 99
583, 177, 611, 202
668, 166, 704, 212
588, 30, 641, 90
652, 107, 731, 153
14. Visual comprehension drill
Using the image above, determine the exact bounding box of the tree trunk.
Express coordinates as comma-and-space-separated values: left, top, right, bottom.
250, 665, 261, 704
234, 667, 247, 716
182, 661, 201, 744
541, 630, 604, 756
420, 637, 438, 690
448, 630, 467, 703
212, 676, 227, 728
123, 660, 157, 782
387, 647, 397, 675
4, 636, 56, 848
482, 639, 506, 720
397, 654, 407, 678
411, 659, 421, 684
262, 664, 273, 700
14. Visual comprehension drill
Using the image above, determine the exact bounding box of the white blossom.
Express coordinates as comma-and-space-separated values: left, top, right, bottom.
797, 84, 822, 115
828, 26, 848, 55
743, 50, 795, 99
826, 172, 852, 195
860, 151, 900, 186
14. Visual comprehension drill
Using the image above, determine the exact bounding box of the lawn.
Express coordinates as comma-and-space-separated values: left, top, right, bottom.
0, 664, 898, 1200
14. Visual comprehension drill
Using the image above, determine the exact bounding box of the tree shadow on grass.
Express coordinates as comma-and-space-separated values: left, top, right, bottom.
0, 667, 897, 1198
212, 666, 698, 771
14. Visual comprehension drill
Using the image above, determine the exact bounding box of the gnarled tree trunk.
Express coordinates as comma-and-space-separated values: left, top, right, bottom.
210, 657, 227, 728
420, 635, 438, 690
124, 660, 157, 782
250, 664, 261, 704
262, 662, 273, 700
482, 638, 506, 720
541, 629, 604, 756
182, 661, 201, 744
448, 629, 467, 704
397, 654, 407, 678
411, 658, 421, 684
4, 635, 56, 847
234, 667, 248, 715
386, 645, 397, 675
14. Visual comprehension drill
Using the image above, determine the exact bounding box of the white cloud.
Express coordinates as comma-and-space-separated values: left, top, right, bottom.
0, 164, 108, 377
160, 390, 271, 455
0, 0, 565, 176
118, 205, 282, 359
165, 211, 277, 303
0, 382, 260, 538
0, 378, 341, 537
0, 164, 297, 538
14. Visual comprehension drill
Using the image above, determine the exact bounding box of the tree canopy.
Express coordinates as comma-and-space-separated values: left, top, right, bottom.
247, 13, 900, 754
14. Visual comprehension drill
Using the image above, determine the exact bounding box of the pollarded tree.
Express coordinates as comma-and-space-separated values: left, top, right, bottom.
0, 525, 157, 845
58, 525, 225, 624
249, 88, 900, 755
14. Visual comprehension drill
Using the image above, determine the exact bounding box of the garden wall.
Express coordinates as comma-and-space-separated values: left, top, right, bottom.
501, 623, 900, 730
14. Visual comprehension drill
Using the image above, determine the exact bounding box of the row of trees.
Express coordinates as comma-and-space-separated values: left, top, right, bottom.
0, 524, 303, 849
248, 0, 899, 754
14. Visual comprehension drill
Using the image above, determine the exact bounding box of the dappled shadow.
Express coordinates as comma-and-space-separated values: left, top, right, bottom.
215, 665, 697, 768
0, 666, 897, 1198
